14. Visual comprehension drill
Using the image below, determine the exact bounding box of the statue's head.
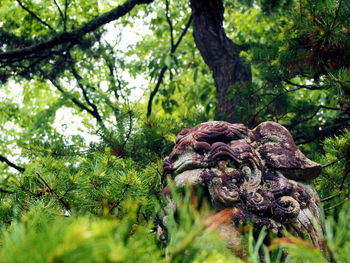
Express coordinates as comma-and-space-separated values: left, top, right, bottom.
162, 121, 324, 249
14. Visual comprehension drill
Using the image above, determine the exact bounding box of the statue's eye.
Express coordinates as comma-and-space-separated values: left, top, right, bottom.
195, 148, 206, 155
194, 142, 211, 155
170, 154, 179, 162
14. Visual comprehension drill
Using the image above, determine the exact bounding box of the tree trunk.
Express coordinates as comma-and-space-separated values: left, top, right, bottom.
190, 0, 251, 123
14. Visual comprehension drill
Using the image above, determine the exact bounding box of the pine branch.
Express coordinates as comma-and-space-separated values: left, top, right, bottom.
322, 154, 346, 169
0, 0, 154, 61
339, 168, 349, 191
36, 172, 71, 212
0, 154, 25, 172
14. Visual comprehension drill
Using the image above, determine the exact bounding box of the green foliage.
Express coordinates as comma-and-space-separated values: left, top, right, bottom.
315, 129, 350, 210
0, 0, 350, 262
0, 203, 162, 263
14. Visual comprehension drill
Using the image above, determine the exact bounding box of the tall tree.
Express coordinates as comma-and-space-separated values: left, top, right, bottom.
190, 0, 251, 122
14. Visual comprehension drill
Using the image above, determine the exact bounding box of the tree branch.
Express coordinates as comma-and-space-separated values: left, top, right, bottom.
53, 0, 65, 28
71, 67, 103, 123
47, 76, 99, 119
0, 154, 25, 173
120, 110, 133, 155
322, 154, 346, 169
251, 87, 303, 124
285, 106, 321, 129
36, 172, 71, 212
0, 187, 14, 194
320, 105, 341, 111
146, 15, 192, 117
64, 0, 69, 31
15, 0, 55, 31
1, 0, 154, 61
165, 0, 174, 49
284, 80, 320, 90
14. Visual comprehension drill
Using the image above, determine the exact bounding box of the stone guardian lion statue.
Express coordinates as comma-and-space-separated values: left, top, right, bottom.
162, 121, 325, 251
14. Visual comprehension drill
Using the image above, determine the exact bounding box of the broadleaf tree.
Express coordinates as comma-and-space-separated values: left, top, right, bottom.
0, 0, 349, 262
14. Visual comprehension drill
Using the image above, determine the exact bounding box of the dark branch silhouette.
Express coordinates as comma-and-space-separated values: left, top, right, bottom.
147, 14, 192, 117
0, 0, 154, 61
15, 0, 55, 31
0, 154, 25, 173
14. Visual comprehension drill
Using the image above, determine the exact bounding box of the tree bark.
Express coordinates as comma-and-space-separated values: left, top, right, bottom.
190, 0, 251, 123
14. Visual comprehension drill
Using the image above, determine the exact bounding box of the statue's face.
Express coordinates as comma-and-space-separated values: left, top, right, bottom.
163, 121, 324, 249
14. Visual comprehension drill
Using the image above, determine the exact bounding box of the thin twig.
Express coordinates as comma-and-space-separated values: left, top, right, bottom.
339, 168, 349, 191
53, 0, 65, 28
284, 80, 320, 90
16, 0, 55, 31
120, 110, 133, 155
321, 195, 338, 202
285, 106, 321, 128
147, 15, 192, 117
47, 76, 98, 118
325, 197, 349, 211
64, 0, 69, 31
36, 172, 71, 212
0, 187, 14, 194
322, 154, 346, 169
165, 0, 174, 48
71, 67, 103, 122
320, 105, 341, 111
0, 154, 25, 173
1, 0, 154, 61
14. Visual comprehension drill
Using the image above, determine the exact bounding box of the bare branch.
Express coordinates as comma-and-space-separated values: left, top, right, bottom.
16, 0, 55, 31
120, 110, 133, 155
147, 15, 192, 117
47, 76, 99, 119
64, 0, 69, 31
320, 105, 342, 111
147, 67, 167, 117
284, 80, 320, 90
321, 195, 338, 202
53, 0, 65, 27
0, 154, 25, 173
0, 187, 14, 194
172, 15, 192, 52
1, 0, 154, 61
71, 67, 102, 122
322, 154, 346, 169
165, 0, 174, 48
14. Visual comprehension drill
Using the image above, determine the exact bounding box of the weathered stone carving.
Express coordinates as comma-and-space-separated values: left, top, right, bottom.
162, 121, 325, 251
